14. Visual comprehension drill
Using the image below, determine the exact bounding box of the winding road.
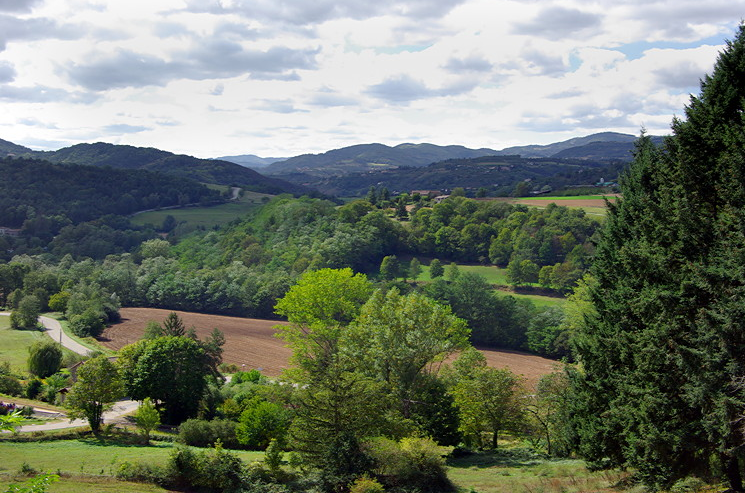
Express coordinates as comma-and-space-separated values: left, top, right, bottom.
0, 312, 137, 432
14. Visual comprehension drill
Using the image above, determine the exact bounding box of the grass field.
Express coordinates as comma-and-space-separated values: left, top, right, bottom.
0, 437, 264, 493
0, 315, 46, 373
447, 446, 633, 493
130, 190, 273, 230
411, 263, 565, 308
0, 436, 638, 493
488, 195, 616, 218
0, 438, 264, 475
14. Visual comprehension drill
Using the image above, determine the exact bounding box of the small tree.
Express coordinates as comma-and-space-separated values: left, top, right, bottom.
379, 255, 400, 281
429, 259, 444, 279
10, 295, 40, 330
66, 356, 123, 434
134, 397, 161, 444
445, 262, 460, 281
162, 312, 186, 337
27, 340, 62, 378
408, 258, 422, 281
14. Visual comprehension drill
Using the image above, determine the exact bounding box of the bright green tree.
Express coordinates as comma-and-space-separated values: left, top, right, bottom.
66, 356, 123, 433
344, 288, 469, 418
449, 352, 524, 449
378, 255, 400, 281
571, 26, 745, 490
408, 257, 422, 280
134, 397, 161, 444
274, 268, 372, 380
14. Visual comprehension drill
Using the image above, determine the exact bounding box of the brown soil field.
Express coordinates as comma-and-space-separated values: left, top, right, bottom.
101, 308, 560, 385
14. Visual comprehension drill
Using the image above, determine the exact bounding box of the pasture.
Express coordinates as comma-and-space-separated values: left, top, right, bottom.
489, 194, 617, 217
411, 262, 565, 308
130, 190, 273, 230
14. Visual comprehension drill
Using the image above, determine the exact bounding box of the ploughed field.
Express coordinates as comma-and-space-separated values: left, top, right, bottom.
101, 308, 558, 385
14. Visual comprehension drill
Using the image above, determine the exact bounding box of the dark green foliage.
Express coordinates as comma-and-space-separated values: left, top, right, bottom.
24, 378, 42, 399
167, 443, 247, 492
177, 418, 239, 449
571, 26, 745, 490
429, 259, 444, 278
0, 157, 220, 227
27, 340, 62, 378
236, 398, 291, 450
424, 272, 535, 350
118, 336, 210, 424
68, 308, 105, 337
0, 375, 23, 396
10, 295, 40, 330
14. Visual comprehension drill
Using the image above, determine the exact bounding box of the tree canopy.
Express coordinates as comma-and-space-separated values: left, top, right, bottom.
571, 25, 745, 491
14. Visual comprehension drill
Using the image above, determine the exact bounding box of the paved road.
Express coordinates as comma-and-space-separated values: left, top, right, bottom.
0, 312, 137, 432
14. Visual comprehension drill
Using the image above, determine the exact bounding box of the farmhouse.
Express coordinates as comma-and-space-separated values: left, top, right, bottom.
0, 227, 21, 236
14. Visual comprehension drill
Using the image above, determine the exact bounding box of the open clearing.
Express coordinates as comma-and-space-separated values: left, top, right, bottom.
101, 308, 559, 386
488, 195, 618, 217
130, 190, 273, 230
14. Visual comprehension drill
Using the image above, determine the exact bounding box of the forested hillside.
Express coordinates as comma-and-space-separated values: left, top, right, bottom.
278, 155, 625, 196
0, 157, 223, 260
7, 141, 310, 195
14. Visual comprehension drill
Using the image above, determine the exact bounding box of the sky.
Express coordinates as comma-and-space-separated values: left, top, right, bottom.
0, 0, 742, 158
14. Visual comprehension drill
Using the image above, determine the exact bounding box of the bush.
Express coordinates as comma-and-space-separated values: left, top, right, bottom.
27, 340, 62, 378
365, 436, 453, 492
177, 418, 239, 449
350, 476, 386, 493
68, 308, 105, 337
231, 369, 264, 384
236, 399, 290, 450
0, 375, 23, 396
116, 461, 171, 486
25, 378, 43, 399
167, 442, 247, 492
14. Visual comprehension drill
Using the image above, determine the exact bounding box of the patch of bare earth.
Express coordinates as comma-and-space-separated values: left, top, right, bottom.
101, 308, 560, 385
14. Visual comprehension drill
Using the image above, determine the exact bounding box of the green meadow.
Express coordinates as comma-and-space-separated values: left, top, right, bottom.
130, 190, 273, 230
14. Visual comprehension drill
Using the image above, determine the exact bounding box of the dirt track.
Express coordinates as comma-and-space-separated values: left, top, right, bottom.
101, 308, 559, 385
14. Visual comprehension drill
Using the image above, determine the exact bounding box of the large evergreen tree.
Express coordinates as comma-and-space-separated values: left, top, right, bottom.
571, 25, 745, 490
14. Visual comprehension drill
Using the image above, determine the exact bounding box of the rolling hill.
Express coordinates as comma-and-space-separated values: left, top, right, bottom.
2, 141, 310, 196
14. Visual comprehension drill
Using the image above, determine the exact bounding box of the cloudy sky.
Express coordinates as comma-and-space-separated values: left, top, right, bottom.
0, 0, 742, 158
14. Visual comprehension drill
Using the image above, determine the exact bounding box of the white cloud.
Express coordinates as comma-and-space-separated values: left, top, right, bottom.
0, 0, 740, 157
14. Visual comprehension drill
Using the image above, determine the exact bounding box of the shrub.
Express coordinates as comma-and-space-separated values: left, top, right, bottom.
116, 461, 171, 486
68, 308, 105, 337
236, 399, 290, 450
365, 436, 453, 492
25, 378, 43, 399
0, 375, 23, 396
177, 418, 239, 449
27, 340, 62, 378
231, 369, 264, 384
167, 442, 247, 492
350, 476, 386, 493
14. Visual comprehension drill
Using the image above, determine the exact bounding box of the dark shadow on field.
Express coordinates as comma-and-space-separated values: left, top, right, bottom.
448, 448, 547, 469
78, 436, 169, 448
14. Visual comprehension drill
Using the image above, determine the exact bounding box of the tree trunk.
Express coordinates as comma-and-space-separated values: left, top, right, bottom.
724, 454, 743, 493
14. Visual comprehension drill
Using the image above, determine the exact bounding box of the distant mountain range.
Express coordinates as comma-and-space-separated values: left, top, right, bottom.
1, 131, 663, 198
212, 154, 287, 168
0, 140, 308, 196
214, 132, 663, 176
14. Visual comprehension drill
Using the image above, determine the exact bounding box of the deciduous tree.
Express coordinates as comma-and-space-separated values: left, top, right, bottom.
66, 356, 123, 433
